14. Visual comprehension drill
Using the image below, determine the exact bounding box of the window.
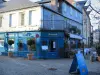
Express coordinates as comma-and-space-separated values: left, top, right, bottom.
70, 7, 72, 15
76, 11, 77, 17
29, 11, 32, 25
63, 4, 67, 13
79, 13, 81, 20
27, 38, 36, 51
9, 14, 12, 27
42, 41, 47, 45
0, 16, 2, 27
49, 40, 56, 52
20, 12, 25, 26
9, 14, 16, 27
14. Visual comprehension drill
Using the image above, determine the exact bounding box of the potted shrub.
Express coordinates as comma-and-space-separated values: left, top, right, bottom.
64, 40, 69, 49
76, 28, 81, 34
27, 39, 36, 60
69, 51, 75, 58
17, 41, 23, 51
96, 44, 100, 61
8, 39, 14, 57
64, 32, 70, 39
70, 26, 77, 34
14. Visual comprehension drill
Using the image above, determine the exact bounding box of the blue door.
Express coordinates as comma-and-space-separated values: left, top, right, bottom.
41, 38, 58, 59
47, 39, 58, 58
41, 38, 48, 59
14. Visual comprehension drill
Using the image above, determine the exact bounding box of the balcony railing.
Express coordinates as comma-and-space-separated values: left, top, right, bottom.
0, 20, 82, 32
41, 20, 66, 30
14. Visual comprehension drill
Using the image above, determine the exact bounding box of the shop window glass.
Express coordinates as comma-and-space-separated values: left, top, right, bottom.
41, 40, 48, 50
27, 38, 36, 51
18, 40, 23, 51
42, 41, 47, 45
0, 39, 4, 47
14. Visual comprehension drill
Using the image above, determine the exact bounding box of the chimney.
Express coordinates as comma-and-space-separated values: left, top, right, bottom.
66, 0, 75, 5
58, 0, 63, 13
51, 0, 58, 11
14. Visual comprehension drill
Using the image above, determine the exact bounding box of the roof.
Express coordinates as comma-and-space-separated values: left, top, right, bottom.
64, 0, 82, 13
76, 1, 86, 11
0, 0, 83, 13
0, 0, 3, 3
0, 0, 41, 13
93, 29, 100, 33
36, 0, 50, 4
77, 1, 86, 5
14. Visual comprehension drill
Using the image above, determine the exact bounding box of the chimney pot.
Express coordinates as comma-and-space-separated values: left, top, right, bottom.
51, 0, 58, 11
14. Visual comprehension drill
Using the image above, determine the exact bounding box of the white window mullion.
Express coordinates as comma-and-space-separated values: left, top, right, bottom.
19, 12, 25, 26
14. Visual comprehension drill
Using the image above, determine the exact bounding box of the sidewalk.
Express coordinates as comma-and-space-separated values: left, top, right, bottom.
0, 56, 100, 75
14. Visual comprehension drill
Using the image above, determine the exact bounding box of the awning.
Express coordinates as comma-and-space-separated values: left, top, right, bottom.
70, 33, 84, 40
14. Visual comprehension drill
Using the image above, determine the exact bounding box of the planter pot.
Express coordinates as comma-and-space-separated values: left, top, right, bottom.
18, 47, 23, 51
8, 52, 13, 57
98, 56, 100, 62
90, 56, 93, 62
69, 55, 74, 59
27, 54, 33, 60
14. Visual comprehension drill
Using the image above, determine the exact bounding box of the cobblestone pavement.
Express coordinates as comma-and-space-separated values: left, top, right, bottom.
0, 56, 100, 75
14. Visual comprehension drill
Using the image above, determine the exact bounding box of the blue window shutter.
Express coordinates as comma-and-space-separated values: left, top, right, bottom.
9, 14, 12, 27
29, 11, 32, 25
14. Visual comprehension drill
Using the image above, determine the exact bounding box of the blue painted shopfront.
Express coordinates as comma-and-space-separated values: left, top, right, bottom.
0, 31, 64, 59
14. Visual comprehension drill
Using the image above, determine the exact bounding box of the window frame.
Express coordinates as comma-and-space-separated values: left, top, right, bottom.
29, 10, 33, 25
75, 11, 78, 17
70, 7, 73, 15
19, 12, 25, 26
9, 14, 12, 27
0, 16, 3, 27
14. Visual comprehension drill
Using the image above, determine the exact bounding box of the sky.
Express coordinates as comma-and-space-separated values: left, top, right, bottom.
0, 0, 100, 30
75, 0, 100, 30
88, 0, 100, 30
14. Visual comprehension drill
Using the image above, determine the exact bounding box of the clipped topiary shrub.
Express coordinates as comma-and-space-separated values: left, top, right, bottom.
8, 39, 14, 46
27, 39, 35, 51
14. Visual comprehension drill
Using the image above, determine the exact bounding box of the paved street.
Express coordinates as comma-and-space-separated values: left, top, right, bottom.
0, 56, 100, 75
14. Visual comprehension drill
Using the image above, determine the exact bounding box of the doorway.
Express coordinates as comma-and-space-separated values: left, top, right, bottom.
41, 38, 58, 58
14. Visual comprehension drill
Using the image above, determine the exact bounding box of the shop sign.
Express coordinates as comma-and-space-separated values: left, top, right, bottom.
48, 33, 58, 36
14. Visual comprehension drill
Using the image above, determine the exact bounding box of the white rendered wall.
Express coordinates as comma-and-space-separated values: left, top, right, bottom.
0, 6, 42, 32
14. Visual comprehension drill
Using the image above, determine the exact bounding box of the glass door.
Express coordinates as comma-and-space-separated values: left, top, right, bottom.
48, 40, 57, 52
41, 38, 58, 58
47, 39, 58, 58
